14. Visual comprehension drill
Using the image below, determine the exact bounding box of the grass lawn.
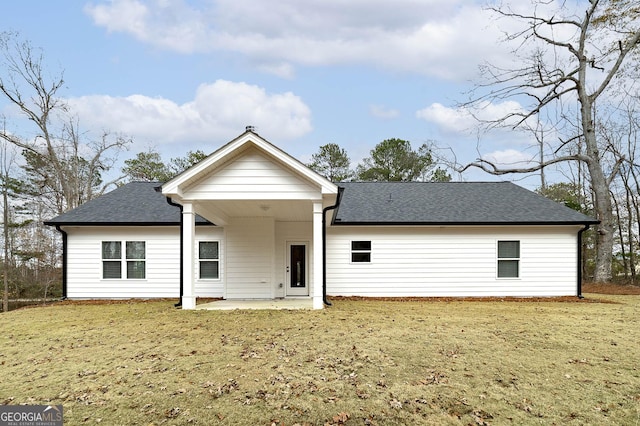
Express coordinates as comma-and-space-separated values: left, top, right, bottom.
1, 294, 639, 425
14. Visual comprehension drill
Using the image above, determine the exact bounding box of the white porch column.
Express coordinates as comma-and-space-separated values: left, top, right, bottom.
182, 202, 196, 309
312, 201, 324, 309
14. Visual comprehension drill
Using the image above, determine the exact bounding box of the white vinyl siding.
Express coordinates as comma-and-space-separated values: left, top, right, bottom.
326, 226, 580, 297
65, 226, 224, 299
224, 217, 274, 299
186, 148, 319, 200
63, 223, 581, 300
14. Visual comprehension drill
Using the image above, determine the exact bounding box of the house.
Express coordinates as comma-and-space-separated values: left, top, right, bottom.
45, 129, 598, 309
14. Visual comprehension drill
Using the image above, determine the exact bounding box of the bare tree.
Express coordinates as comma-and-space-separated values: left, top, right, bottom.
0, 33, 130, 214
458, 1, 640, 282
0, 141, 16, 313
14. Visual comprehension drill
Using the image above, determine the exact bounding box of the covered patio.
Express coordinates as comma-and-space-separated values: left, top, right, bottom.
161, 130, 338, 310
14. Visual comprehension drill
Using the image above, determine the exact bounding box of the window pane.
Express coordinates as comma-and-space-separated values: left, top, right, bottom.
102, 241, 121, 259
126, 241, 146, 259
498, 260, 519, 278
199, 242, 219, 260
352, 252, 371, 263
103, 261, 121, 279
127, 261, 146, 279
352, 241, 371, 251
200, 261, 219, 279
498, 241, 520, 258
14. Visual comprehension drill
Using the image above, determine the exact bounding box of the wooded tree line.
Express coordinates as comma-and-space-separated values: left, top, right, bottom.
122, 138, 451, 183
1, 0, 639, 310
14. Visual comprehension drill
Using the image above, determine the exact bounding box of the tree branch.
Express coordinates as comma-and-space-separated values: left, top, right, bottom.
456, 154, 590, 176
591, 29, 640, 101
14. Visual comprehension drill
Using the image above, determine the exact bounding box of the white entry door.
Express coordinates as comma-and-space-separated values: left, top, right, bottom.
286, 242, 309, 296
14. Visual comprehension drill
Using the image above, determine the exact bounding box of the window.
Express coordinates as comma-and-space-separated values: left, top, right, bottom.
497, 240, 520, 278
351, 241, 371, 263
102, 241, 146, 279
199, 241, 219, 279
102, 241, 122, 279
126, 241, 146, 279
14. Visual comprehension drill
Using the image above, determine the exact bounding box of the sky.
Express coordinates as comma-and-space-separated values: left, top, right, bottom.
0, 0, 571, 188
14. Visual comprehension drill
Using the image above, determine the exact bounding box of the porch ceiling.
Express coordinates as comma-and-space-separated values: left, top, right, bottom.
196, 199, 314, 223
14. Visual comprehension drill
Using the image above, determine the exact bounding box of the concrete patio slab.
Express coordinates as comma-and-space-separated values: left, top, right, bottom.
196, 298, 314, 310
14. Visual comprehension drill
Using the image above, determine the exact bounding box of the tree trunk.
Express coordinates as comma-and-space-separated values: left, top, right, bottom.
2, 168, 9, 313
612, 190, 626, 278
622, 170, 636, 281
630, 166, 640, 282
580, 100, 614, 282
591, 177, 614, 282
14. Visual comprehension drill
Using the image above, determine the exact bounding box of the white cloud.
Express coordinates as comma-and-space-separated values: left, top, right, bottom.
416, 100, 531, 135
416, 102, 473, 134
66, 80, 312, 149
85, 0, 208, 54
369, 104, 399, 120
84, 0, 522, 80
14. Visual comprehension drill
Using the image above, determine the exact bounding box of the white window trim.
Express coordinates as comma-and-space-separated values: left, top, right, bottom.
350, 240, 372, 264
496, 240, 520, 280
125, 241, 146, 280
101, 241, 122, 280
101, 240, 147, 280
197, 240, 221, 281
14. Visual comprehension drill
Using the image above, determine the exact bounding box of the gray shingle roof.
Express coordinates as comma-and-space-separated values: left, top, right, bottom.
333, 182, 598, 225
45, 180, 598, 226
44, 182, 211, 226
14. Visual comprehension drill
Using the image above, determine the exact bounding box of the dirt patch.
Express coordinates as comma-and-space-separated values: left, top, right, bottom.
329, 295, 611, 303
16, 284, 638, 311
21, 290, 634, 311
59, 298, 180, 305
15, 298, 181, 310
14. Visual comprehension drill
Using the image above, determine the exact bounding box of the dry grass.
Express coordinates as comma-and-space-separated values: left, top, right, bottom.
1, 294, 639, 425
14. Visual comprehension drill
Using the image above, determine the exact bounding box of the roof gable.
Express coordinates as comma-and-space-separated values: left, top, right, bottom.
163, 130, 337, 200
182, 146, 322, 200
